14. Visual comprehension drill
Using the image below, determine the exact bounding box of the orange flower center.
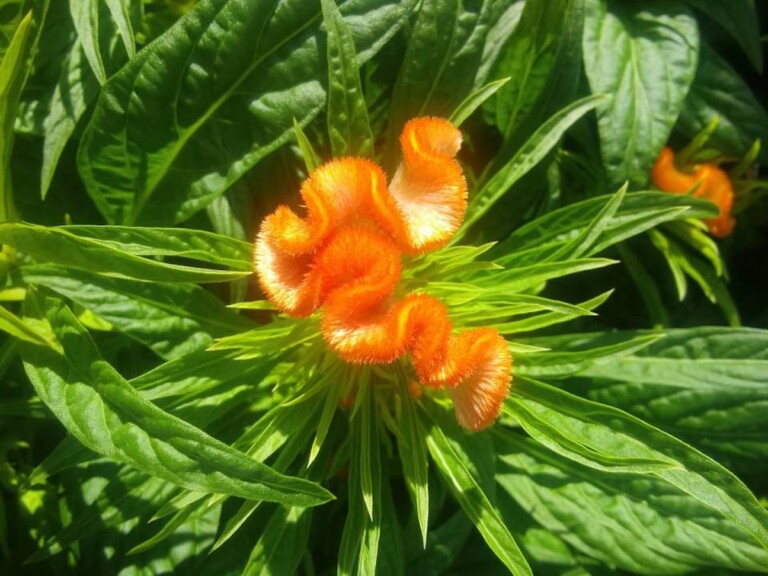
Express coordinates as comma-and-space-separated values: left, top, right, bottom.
254, 117, 511, 431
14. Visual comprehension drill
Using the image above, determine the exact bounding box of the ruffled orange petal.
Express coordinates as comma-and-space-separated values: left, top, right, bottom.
651, 147, 698, 193
389, 117, 467, 253
449, 329, 512, 431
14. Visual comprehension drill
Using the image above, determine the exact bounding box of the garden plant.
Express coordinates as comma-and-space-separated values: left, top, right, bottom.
1, 0, 767, 574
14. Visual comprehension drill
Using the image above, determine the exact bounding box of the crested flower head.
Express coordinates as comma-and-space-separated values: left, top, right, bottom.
254, 117, 511, 431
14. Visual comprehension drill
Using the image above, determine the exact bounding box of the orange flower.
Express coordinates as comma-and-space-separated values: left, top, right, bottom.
254, 117, 511, 431
651, 147, 735, 238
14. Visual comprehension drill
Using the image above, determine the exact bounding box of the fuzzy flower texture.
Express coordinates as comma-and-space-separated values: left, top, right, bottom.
254, 117, 511, 431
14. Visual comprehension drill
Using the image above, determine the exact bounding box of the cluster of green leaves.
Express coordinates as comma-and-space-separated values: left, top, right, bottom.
0, 0, 767, 575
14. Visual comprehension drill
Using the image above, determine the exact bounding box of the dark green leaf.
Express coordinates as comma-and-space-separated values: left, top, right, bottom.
677, 44, 768, 158
495, 433, 768, 573
423, 400, 532, 576
322, 0, 373, 157
20, 265, 254, 359
78, 0, 415, 225
505, 378, 768, 548
19, 291, 334, 507
485, 0, 567, 138
461, 95, 606, 234
685, 0, 762, 72
0, 223, 252, 283
583, 0, 699, 187
0, 10, 34, 221
397, 384, 429, 546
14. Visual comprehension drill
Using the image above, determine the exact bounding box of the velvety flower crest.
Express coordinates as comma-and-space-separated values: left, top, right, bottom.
254, 117, 512, 431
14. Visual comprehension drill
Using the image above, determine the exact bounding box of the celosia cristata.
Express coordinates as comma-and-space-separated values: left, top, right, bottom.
652, 147, 735, 238
254, 118, 511, 431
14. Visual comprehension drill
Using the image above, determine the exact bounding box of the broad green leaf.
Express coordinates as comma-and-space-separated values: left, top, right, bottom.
583, 0, 699, 187
321, 0, 373, 157
514, 331, 661, 378
386, 0, 501, 155
461, 95, 606, 234
423, 400, 532, 576
78, 0, 415, 225
0, 11, 34, 222
60, 225, 253, 270
338, 379, 381, 576
579, 328, 768, 469
449, 78, 509, 127
495, 192, 717, 267
496, 433, 768, 573
474, 0, 524, 89
243, 505, 313, 576
397, 382, 429, 546
28, 468, 174, 562
69, 0, 106, 84
505, 378, 768, 549
581, 327, 768, 392
0, 223, 251, 283
19, 291, 334, 507
484, 0, 567, 138
684, 0, 762, 72
678, 44, 768, 158
131, 349, 276, 402
105, 0, 135, 58
0, 303, 53, 345
40, 38, 99, 199
20, 265, 254, 360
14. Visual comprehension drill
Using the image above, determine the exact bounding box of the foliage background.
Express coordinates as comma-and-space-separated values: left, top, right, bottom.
0, 0, 767, 574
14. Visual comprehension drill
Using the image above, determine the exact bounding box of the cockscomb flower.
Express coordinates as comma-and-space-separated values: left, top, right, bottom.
652, 146, 735, 238
254, 117, 511, 431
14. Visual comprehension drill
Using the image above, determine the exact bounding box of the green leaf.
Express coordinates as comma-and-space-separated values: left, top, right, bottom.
322, 0, 373, 157
496, 433, 768, 573
493, 291, 612, 335
293, 117, 321, 173
69, 0, 106, 84
684, 0, 762, 72
20, 265, 254, 360
19, 290, 334, 507
514, 331, 661, 378
0, 10, 34, 222
484, 0, 567, 138
104, 0, 135, 58
496, 192, 717, 267
583, 0, 699, 187
461, 95, 606, 234
386, 0, 500, 151
40, 38, 99, 199
243, 505, 314, 576
504, 378, 768, 549
0, 223, 252, 283
449, 78, 509, 127
78, 0, 415, 225
338, 379, 381, 576
581, 327, 768, 392
397, 382, 429, 547
677, 44, 768, 158
29, 468, 175, 562
423, 400, 532, 576
0, 303, 54, 345
580, 328, 768, 470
